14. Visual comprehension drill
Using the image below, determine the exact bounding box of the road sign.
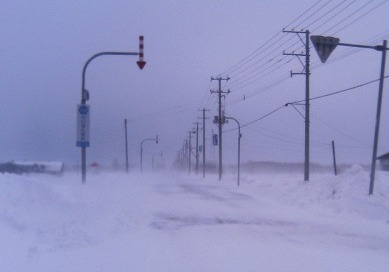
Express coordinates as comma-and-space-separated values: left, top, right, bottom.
137, 36, 146, 70
77, 104, 90, 147
213, 134, 218, 146
310, 35, 339, 63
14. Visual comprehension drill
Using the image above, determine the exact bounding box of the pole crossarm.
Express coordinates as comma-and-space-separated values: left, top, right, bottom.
282, 29, 306, 34
283, 52, 306, 57
81, 51, 139, 103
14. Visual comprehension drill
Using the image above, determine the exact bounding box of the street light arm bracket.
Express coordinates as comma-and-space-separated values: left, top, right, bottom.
81, 51, 140, 100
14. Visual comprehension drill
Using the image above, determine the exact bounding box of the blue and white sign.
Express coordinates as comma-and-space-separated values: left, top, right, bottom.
212, 134, 218, 146
77, 104, 90, 147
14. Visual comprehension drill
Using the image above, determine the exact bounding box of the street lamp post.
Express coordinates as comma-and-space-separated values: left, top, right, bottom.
225, 116, 242, 186
311, 35, 387, 195
124, 119, 129, 173
78, 36, 146, 184
140, 135, 158, 173
188, 130, 196, 173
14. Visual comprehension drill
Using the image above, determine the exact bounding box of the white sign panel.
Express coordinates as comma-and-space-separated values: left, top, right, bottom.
77, 104, 90, 147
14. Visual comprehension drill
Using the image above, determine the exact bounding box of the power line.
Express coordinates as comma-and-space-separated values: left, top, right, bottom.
284, 0, 325, 30
291, 0, 333, 29
287, 75, 389, 105
224, 105, 285, 133
219, 0, 327, 77
220, 0, 369, 94
226, 75, 389, 133
311, 0, 357, 33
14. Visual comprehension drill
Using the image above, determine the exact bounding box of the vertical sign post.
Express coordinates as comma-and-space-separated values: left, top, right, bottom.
311, 35, 388, 194
77, 104, 90, 184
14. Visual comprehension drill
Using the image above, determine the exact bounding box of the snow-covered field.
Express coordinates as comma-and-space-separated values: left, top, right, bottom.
1, 165, 388, 272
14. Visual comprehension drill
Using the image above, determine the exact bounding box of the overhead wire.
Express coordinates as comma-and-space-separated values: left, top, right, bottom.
219, 0, 326, 78
225, 75, 388, 134
323, 1, 377, 35
292, 0, 334, 29
287, 75, 389, 105
223, 1, 361, 96
192, 1, 387, 159
227, 0, 386, 105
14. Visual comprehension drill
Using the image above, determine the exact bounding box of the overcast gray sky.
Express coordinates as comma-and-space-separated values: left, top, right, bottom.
1, 0, 389, 169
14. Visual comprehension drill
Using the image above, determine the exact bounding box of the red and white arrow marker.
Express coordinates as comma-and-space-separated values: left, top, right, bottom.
137, 35, 146, 70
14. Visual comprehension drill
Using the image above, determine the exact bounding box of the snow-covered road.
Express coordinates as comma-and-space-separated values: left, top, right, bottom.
1, 165, 388, 271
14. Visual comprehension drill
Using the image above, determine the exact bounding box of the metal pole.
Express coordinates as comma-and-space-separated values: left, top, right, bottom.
140, 144, 143, 173
225, 117, 241, 186
195, 123, 199, 174
332, 140, 337, 176
140, 137, 158, 173
188, 131, 192, 173
238, 127, 241, 186
81, 147, 86, 183
203, 108, 206, 178
81, 98, 87, 184
185, 140, 188, 171
369, 40, 387, 195
80, 51, 140, 184
304, 30, 310, 182
124, 119, 129, 173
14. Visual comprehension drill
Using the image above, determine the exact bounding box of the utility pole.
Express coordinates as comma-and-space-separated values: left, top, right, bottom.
194, 122, 199, 174
283, 29, 310, 181
124, 119, 129, 173
200, 108, 210, 178
185, 140, 188, 167
188, 131, 193, 173
210, 76, 230, 180
332, 140, 337, 176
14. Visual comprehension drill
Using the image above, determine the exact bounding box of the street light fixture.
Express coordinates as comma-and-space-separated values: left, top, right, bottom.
225, 116, 242, 186
77, 36, 146, 184
140, 135, 158, 173
311, 35, 387, 195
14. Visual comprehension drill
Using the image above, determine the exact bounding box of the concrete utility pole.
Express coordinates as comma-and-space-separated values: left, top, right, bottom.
283, 29, 310, 181
194, 122, 199, 174
210, 76, 230, 180
200, 108, 210, 178
188, 130, 194, 173
124, 119, 129, 173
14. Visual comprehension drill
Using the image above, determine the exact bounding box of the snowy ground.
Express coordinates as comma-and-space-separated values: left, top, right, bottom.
1, 165, 388, 272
